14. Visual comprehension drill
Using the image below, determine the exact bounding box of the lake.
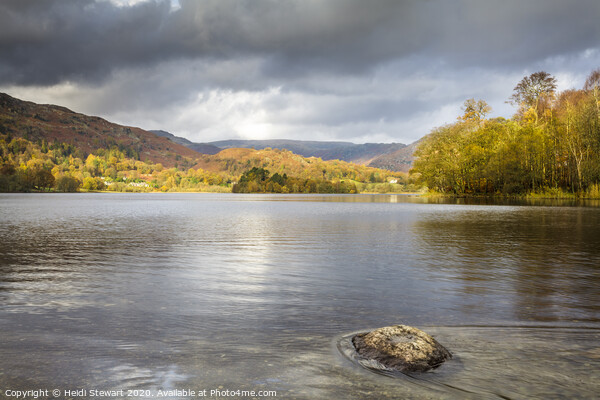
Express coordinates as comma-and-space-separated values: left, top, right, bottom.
1, 193, 599, 399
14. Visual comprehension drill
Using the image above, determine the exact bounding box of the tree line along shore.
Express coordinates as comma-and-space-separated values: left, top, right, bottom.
1, 68, 599, 198
0, 135, 409, 194
412, 69, 600, 198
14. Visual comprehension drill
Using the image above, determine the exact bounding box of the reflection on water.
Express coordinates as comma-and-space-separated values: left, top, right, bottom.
412, 206, 600, 324
1, 193, 599, 399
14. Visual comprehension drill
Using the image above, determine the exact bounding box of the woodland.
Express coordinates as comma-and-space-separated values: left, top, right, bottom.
412, 69, 600, 197
0, 135, 406, 193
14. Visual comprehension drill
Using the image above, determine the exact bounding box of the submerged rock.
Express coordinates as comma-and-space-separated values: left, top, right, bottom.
352, 325, 451, 373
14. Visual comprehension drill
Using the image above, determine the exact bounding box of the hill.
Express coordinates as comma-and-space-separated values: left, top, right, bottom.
150, 130, 221, 155
367, 140, 420, 172
209, 139, 409, 170
317, 142, 407, 167
0, 132, 407, 193
155, 133, 415, 171
150, 129, 194, 146
210, 139, 355, 154
0, 93, 201, 167
0, 93, 410, 194
194, 147, 404, 182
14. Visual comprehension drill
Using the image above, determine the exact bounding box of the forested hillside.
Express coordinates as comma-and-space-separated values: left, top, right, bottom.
196, 147, 407, 193
0, 134, 406, 193
0, 93, 408, 193
0, 93, 200, 168
411, 69, 600, 197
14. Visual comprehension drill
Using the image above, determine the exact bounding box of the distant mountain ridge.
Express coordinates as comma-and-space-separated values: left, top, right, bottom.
210, 139, 355, 154
151, 130, 221, 155
156, 134, 417, 172
368, 140, 421, 172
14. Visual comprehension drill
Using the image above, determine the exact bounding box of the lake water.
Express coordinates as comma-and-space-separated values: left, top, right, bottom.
1, 193, 599, 399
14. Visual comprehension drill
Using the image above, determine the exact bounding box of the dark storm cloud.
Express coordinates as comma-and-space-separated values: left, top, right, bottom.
1, 0, 599, 86
2, 0, 599, 144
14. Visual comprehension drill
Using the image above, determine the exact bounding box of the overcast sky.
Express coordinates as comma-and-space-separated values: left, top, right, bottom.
1, 0, 599, 144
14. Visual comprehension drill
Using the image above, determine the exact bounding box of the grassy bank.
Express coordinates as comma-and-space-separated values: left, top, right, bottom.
421, 185, 600, 200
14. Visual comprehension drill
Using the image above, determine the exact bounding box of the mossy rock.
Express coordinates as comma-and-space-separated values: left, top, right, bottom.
352, 325, 451, 372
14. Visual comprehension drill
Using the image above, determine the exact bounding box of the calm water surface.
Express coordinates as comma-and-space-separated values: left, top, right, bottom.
1, 193, 599, 399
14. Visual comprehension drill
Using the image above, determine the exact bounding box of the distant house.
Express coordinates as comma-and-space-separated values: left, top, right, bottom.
128, 181, 149, 188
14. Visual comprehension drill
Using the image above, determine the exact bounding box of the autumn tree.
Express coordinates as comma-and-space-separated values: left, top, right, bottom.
584, 68, 600, 128
509, 71, 557, 124
584, 68, 600, 92
412, 123, 469, 193
33, 169, 55, 191
55, 175, 80, 192
459, 98, 492, 123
